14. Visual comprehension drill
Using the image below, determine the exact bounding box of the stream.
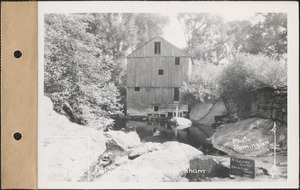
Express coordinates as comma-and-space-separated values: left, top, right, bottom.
112, 117, 226, 156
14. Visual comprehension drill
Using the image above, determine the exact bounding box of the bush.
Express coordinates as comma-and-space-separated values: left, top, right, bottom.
219, 53, 287, 98
182, 54, 287, 103
44, 14, 122, 126
181, 61, 224, 103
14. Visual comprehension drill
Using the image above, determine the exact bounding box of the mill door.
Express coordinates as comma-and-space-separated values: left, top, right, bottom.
174, 87, 179, 102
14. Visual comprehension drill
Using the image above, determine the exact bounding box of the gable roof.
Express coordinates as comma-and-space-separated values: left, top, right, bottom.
127, 36, 189, 58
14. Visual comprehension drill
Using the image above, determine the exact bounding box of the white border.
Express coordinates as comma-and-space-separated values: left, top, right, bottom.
38, 1, 299, 189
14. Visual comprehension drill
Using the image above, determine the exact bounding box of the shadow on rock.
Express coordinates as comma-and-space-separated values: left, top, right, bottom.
185, 158, 230, 181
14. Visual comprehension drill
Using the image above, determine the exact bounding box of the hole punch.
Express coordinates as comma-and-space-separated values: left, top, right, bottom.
14, 50, 22, 58
13, 132, 22, 140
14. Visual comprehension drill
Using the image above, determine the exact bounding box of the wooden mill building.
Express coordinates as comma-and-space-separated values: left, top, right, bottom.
126, 36, 192, 117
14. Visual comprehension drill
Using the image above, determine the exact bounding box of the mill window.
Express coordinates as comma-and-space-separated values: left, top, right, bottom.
135, 87, 140, 91
175, 57, 180, 65
174, 88, 180, 101
158, 69, 164, 75
154, 42, 161, 54
154, 105, 159, 111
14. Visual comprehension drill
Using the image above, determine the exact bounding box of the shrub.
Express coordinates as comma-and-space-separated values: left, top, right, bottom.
182, 54, 287, 103
181, 61, 224, 103
219, 53, 287, 98
44, 14, 123, 126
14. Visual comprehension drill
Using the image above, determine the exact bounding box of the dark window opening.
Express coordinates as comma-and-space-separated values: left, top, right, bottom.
175, 57, 180, 65
135, 87, 140, 91
174, 88, 180, 101
154, 105, 159, 111
158, 69, 164, 75
154, 42, 161, 54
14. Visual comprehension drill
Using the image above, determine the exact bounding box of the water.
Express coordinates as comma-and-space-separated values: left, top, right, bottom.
112, 117, 226, 155
113, 118, 189, 144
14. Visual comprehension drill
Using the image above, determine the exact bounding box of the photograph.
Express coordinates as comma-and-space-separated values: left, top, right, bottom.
38, 1, 298, 189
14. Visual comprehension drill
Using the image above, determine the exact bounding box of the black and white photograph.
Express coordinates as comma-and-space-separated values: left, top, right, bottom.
38, 1, 298, 189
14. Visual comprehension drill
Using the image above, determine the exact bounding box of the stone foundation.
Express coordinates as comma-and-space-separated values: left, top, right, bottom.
223, 87, 287, 123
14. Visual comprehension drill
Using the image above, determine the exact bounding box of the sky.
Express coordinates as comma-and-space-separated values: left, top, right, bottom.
163, 12, 255, 49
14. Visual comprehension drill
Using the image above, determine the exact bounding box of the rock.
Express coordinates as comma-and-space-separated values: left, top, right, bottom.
128, 142, 163, 160
214, 115, 231, 123
232, 112, 239, 120
188, 126, 214, 150
185, 158, 230, 181
170, 117, 192, 130
95, 142, 205, 182
190, 101, 214, 121
190, 100, 228, 125
251, 103, 259, 114
40, 96, 107, 182
200, 100, 229, 125
211, 117, 287, 156
264, 110, 272, 119
283, 115, 287, 123
105, 130, 141, 151
271, 109, 277, 119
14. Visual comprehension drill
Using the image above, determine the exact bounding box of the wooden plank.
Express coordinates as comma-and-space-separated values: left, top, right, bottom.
154, 57, 159, 87
127, 36, 189, 58
127, 57, 191, 87
132, 59, 137, 87
126, 59, 131, 86
127, 102, 189, 116
146, 58, 150, 86
141, 58, 145, 86
170, 57, 174, 86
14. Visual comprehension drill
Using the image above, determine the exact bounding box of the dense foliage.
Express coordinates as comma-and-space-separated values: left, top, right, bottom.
219, 54, 287, 98
181, 63, 224, 104
179, 13, 287, 104
181, 54, 287, 103
228, 13, 287, 60
178, 13, 233, 64
44, 13, 169, 126
178, 13, 287, 62
45, 12, 287, 124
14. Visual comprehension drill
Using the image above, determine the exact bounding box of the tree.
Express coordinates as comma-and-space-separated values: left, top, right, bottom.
229, 13, 287, 60
133, 13, 170, 47
44, 13, 122, 125
85, 13, 169, 59
227, 20, 252, 53
259, 13, 287, 60
44, 13, 170, 124
177, 13, 234, 64
84, 13, 169, 113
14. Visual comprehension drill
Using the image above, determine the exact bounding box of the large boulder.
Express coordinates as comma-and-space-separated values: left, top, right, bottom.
95, 142, 205, 182
104, 130, 141, 151
190, 101, 213, 121
128, 142, 163, 160
81, 131, 141, 182
40, 96, 107, 182
185, 158, 230, 181
188, 125, 214, 150
170, 117, 192, 128
211, 117, 287, 156
190, 100, 228, 125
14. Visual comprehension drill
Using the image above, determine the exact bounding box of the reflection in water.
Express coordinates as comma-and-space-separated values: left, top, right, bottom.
113, 118, 188, 144
112, 118, 227, 156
